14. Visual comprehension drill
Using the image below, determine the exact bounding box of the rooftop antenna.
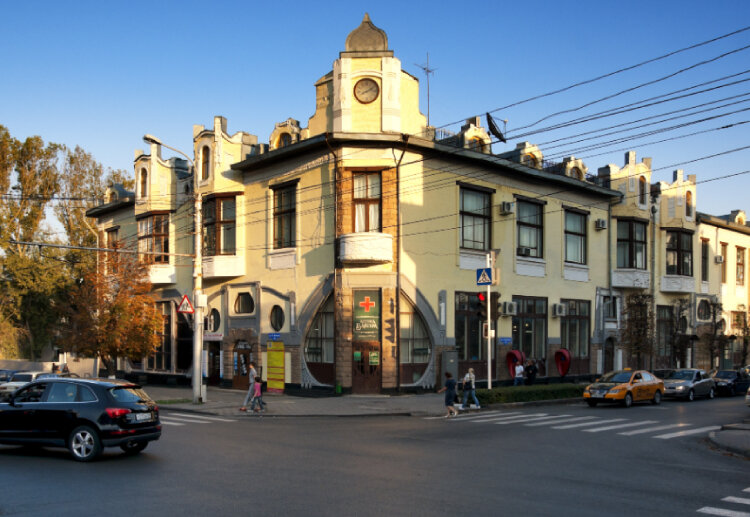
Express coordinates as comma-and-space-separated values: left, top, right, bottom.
415, 52, 436, 126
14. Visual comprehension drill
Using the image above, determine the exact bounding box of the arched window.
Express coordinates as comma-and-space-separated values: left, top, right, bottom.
201, 146, 210, 181
109, 191, 117, 203
399, 294, 432, 384
468, 137, 485, 153
522, 153, 538, 169
277, 133, 292, 149
639, 176, 647, 205
304, 296, 335, 385
686, 191, 693, 217
139, 169, 148, 198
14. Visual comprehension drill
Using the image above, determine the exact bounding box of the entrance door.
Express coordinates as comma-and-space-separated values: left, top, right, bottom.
207, 343, 221, 386
232, 348, 252, 390
352, 342, 381, 394
604, 338, 615, 372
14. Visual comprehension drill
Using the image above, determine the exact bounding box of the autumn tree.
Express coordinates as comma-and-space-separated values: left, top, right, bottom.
697, 300, 724, 370
621, 293, 655, 369
58, 247, 162, 377
667, 298, 691, 368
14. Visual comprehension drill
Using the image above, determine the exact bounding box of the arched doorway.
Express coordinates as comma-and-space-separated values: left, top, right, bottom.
604, 337, 615, 373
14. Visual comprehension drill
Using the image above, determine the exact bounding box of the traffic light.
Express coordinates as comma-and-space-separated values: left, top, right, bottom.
477, 292, 488, 319
490, 292, 501, 320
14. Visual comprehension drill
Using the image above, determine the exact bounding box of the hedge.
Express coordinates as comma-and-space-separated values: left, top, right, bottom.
473, 383, 585, 405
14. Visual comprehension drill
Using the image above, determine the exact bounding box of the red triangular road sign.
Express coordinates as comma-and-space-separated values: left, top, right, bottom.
177, 294, 194, 314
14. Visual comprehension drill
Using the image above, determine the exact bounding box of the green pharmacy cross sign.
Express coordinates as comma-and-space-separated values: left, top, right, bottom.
353, 290, 380, 341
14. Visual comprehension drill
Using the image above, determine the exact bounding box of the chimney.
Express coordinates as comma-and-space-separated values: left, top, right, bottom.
625, 151, 636, 165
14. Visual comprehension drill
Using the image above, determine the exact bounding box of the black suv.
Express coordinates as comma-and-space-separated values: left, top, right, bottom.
0, 378, 161, 461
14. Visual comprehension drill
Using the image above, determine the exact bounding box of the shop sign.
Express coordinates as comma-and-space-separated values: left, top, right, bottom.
203, 332, 223, 342
353, 290, 380, 341
369, 351, 380, 365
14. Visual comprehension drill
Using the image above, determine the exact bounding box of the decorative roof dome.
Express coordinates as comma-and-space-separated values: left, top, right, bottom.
343, 13, 391, 55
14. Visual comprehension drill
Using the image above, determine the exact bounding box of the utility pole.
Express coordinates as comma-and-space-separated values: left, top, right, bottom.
143, 134, 205, 404
415, 53, 436, 127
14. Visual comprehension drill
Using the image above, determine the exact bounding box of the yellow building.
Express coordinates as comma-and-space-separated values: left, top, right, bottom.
87, 15, 748, 392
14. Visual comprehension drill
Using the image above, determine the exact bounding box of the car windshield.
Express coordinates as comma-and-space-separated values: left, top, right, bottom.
599, 371, 632, 383
109, 386, 153, 403
666, 370, 694, 380
10, 374, 32, 382
713, 371, 735, 379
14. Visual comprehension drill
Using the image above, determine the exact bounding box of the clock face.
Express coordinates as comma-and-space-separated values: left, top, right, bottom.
353, 78, 379, 104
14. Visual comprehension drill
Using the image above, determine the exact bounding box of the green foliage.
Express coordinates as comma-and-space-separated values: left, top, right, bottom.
474, 384, 585, 405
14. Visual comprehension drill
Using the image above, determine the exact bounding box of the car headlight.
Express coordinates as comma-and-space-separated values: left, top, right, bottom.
609, 389, 621, 394
675, 386, 685, 391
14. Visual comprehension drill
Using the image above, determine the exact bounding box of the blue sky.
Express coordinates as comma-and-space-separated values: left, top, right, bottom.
2, 0, 750, 218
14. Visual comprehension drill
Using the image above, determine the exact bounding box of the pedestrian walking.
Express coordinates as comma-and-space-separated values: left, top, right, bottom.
239, 361, 258, 412
437, 372, 458, 417
514, 361, 525, 386
250, 376, 266, 413
524, 359, 538, 386
461, 368, 481, 410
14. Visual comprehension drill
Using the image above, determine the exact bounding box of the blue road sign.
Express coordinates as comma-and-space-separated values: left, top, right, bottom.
476, 268, 492, 285
268, 333, 281, 341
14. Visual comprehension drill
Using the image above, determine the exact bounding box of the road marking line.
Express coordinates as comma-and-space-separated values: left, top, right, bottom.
697, 507, 750, 516
496, 414, 572, 425
167, 413, 237, 422
160, 416, 211, 424
453, 411, 509, 421
158, 420, 185, 426
619, 423, 690, 436
525, 416, 599, 427
474, 413, 548, 423
723, 497, 750, 506
654, 425, 721, 439
553, 418, 627, 429
744, 488, 750, 493
584, 420, 659, 433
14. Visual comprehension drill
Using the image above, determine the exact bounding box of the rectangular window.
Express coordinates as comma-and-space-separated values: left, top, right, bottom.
721, 243, 728, 283
353, 172, 381, 232
512, 296, 547, 360
603, 296, 618, 320
454, 292, 493, 361
564, 211, 586, 264
737, 247, 746, 286
666, 231, 693, 276
137, 214, 169, 264
560, 300, 589, 358
203, 196, 236, 256
460, 187, 490, 250
517, 200, 543, 257
148, 302, 172, 371
105, 228, 119, 274
701, 239, 709, 283
273, 184, 296, 249
732, 311, 747, 333
656, 305, 673, 357
616, 220, 646, 269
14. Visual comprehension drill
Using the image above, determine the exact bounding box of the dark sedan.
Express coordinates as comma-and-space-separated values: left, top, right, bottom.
711, 369, 750, 396
0, 378, 161, 461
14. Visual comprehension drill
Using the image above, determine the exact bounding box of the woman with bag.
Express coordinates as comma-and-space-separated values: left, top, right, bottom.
460, 368, 481, 410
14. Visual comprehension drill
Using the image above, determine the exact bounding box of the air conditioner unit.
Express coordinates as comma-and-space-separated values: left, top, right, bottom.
552, 303, 568, 317
715, 256, 724, 264
501, 301, 518, 316
517, 247, 532, 257
499, 201, 515, 215
594, 218, 607, 230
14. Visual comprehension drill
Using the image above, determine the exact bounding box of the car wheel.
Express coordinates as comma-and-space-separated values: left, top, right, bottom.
120, 441, 148, 455
708, 387, 715, 399
623, 392, 633, 408
652, 390, 662, 405
687, 389, 695, 402
68, 425, 102, 462
586, 400, 598, 407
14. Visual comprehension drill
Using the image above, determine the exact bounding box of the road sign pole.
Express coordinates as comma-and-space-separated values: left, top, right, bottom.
486, 253, 492, 391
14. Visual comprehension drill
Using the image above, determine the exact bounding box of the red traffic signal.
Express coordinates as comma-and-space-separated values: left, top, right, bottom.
477, 292, 488, 319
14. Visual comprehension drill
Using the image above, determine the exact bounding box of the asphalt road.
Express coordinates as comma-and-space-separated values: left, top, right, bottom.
1, 397, 748, 517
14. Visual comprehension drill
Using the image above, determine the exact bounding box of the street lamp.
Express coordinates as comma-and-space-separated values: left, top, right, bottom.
143, 134, 205, 404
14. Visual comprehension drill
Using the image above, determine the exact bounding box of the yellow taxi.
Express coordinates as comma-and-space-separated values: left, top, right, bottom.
583, 369, 664, 408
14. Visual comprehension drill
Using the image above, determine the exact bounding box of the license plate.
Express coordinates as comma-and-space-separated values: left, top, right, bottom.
592, 390, 606, 398
135, 412, 153, 422
718, 382, 727, 386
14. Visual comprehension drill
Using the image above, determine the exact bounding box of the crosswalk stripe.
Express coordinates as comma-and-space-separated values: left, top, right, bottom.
525, 416, 599, 427
619, 423, 690, 436
654, 426, 721, 439
722, 497, 750, 506
160, 416, 210, 424
697, 507, 750, 516
584, 420, 659, 433
475, 413, 547, 424
167, 412, 237, 422
453, 411, 507, 421
159, 420, 185, 426
553, 418, 627, 429
496, 414, 572, 425
744, 488, 750, 493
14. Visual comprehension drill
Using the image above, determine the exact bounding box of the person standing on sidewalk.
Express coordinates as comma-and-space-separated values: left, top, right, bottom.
514, 361, 525, 386
437, 372, 458, 417
460, 368, 480, 410
239, 361, 257, 412
524, 359, 538, 386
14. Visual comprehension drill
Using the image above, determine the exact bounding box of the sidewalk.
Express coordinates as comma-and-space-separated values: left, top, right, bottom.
144, 384, 449, 418
708, 419, 750, 459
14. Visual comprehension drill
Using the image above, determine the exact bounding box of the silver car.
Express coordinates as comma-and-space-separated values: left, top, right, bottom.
662, 369, 715, 401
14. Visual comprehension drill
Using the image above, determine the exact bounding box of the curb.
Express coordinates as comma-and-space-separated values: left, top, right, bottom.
708, 431, 750, 459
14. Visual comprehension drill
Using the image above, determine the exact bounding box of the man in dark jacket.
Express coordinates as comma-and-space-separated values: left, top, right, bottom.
525, 359, 538, 386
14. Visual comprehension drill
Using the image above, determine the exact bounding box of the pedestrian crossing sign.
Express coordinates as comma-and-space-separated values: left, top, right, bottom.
476, 268, 492, 286
177, 294, 194, 314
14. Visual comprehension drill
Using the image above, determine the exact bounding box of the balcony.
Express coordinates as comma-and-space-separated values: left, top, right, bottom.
203, 255, 245, 279
148, 264, 177, 285
660, 275, 695, 294
339, 233, 393, 264
611, 269, 650, 289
